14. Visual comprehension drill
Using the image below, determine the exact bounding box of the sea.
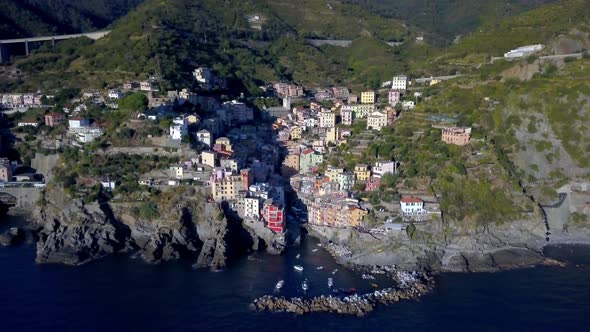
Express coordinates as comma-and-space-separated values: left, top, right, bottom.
0, 220, 589, 331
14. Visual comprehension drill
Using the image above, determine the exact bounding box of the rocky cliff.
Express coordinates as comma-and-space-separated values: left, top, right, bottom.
33, 186, 261, 268
310, 207, 590, 273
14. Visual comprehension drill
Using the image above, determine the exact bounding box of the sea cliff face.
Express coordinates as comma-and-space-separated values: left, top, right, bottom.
309, 212, 590, 273
31, 186, 275, 268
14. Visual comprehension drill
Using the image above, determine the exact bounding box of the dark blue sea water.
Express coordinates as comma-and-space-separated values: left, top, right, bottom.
0, 238, 589, 332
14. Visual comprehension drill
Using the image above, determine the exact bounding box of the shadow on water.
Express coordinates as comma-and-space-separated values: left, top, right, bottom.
543, 244, 590, 265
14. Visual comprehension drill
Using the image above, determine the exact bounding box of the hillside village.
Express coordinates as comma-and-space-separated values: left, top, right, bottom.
0, 58, 483, 238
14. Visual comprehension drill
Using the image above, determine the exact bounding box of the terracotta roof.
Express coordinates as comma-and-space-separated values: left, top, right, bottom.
401, 196, 423, 203
302, 148, 314, 155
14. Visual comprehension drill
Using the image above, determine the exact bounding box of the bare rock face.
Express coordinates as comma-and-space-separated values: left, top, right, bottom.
35, 201, 130, 265
33, 187, 259, 268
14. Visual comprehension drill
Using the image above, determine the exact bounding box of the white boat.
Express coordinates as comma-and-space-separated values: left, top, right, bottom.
294, 265, 304, 272
328, 278, 333, 288
302, 279, 309, 292
332, 269, 338, 275
316, 266, 324, 270
317, 243, 322, 247
296, 254, 301, 259
275, 280, 285, 290
312, 249, 318, 252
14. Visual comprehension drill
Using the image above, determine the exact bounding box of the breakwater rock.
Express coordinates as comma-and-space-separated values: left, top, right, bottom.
251, 272, 433, 316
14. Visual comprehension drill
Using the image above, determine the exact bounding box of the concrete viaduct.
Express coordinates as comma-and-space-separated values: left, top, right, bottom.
0, 30, 111, 63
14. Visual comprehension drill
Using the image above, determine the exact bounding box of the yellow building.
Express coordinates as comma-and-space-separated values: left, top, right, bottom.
325, 166, 344, 182
326, 127, 338, 144
211, 175, 243, 201
354, 164, 371, 181
348, 206, 368, 227
360, 91, 375, 104
290, 126, 303, 140
215, 137, 232, 152
186, 114, 199, 124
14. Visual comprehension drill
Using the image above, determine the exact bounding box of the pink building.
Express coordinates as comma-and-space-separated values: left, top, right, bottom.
365, 177, 381, 192
388, 90, 401, 106
442, 127, 471, 146
44, 113, 65, 127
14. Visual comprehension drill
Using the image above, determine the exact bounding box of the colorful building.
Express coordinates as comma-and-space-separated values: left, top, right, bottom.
263, 199, 285, 233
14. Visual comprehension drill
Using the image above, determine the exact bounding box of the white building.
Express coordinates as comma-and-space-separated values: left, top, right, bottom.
242, 196, 262, 220
169, 117, 188, 140
193, 67, 212, 84
367, 111, 388, 131
17, 121, 39, 127
171, 166, 184, 179
319, 111, 336, 128
341, 108, 353, 125
391, 75, 408, 91
140, 81, 152, 91
196, 129, 212, 147
504, 44, 544, 59
100, 180, 116, 191
68, 118, 90, 128
108, 90, 124, 99
400, 196, 425, 215
401, 100, 415, 110
373, 161, 397, 177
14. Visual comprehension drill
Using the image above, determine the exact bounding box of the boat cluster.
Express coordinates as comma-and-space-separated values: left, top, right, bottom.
252, 276, 433, 316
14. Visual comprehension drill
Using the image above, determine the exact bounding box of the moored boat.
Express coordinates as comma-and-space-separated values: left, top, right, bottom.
328, 278, 333, 288
275, 280, 285, 290
294, 265, 304, 272
316, 266, 324, 270
333, 287, 356, 295
332, 269, 338, 275
295, 254, 301, 259
302, 279, 309, 292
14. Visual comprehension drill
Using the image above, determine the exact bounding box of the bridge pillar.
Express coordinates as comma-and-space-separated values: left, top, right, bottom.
25, 40, 29, 56
0, 43, 7, 64
52, 38, 55, 48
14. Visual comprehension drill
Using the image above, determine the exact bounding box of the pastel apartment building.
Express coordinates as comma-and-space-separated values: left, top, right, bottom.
367, 111, 388, 131
262, 199, 285, 233
373, 160, 397, 177
0, 158, 12, 182
400, 196, 425, 215
44, 113, 65, 127
391, 75, 408, 91
299, 149, 324, 174
319, 111, 336, 128
354, 164, 371, 181
442, 127, 471, 146
360, 91, 375, 104
169, 117, 188, 140
340, 108, 353, 125
388, 90, 401, 106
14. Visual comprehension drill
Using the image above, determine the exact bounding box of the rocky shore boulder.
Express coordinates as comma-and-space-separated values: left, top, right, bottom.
0, 227, 25, 246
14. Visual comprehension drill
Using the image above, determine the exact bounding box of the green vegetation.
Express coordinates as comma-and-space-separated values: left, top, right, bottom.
346, 0, 559, 44
0, 0, 145, 39
54, 148, 178, 200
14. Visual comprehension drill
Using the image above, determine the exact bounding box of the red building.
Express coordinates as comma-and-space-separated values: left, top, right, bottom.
262, 199, 285, 233
365, 176, 381, 192
44, 113, 65, 127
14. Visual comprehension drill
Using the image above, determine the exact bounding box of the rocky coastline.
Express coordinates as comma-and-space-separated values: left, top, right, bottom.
0, 186, 283, 269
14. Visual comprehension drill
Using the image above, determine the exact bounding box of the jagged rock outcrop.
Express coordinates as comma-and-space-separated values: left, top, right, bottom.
33, 186, 259, 267
36, 200, 130, 265
310, 215, 558, 272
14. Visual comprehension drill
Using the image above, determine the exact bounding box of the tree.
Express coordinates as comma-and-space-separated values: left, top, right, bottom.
118, 93, 148, 112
